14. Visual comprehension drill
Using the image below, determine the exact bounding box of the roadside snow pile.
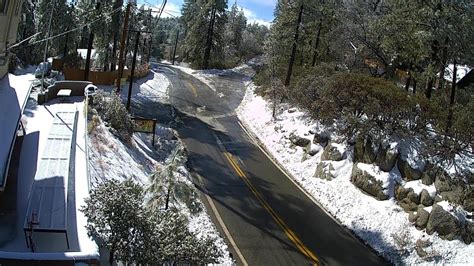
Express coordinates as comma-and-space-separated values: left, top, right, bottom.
98, 69, 170, 104
237, 82, 474, 264
88, 74, 232, 264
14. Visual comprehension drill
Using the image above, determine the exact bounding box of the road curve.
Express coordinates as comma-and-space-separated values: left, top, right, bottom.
136, 63, 388, 266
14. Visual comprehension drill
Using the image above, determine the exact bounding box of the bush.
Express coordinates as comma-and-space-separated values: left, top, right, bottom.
289, 63, 337, 111
313, 73, 416, 141
92, 91, 135, 142
82, 179, 222, 265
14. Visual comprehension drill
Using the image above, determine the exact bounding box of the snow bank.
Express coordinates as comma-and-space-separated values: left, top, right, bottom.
89, 71, 232, 264
236, 82, 474, 264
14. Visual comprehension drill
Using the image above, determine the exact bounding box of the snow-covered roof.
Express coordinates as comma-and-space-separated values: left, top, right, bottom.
444, 64, 471, 82
0, 73, 33, 190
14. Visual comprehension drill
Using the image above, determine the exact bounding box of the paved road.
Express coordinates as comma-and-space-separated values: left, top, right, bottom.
135, 63, 388, 266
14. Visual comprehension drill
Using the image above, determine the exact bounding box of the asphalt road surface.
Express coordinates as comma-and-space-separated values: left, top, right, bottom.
134, 63, 388, 266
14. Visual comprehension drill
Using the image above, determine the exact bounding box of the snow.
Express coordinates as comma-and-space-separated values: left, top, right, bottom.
444, 64, 471, 82
0, 72, 34, 186
0, 91, 99, 259
89, 70, 232, 264
236, 81, 474, 264
356, 163, 391, 188
404, 180, 437, 198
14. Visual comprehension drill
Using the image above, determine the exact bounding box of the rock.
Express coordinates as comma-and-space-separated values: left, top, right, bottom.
289, 133, 311, 148
307, 144, 322, 156
426, 204, 460, 240
422, 173, 435, 186
462, 187, 474, 212
407, 191, 420, 205
395, 184, 412, 201
315, 161, 335, 180
462, 221, 474, 244
420, 189, 434, 206
415, 208, 430, 229
400, 198, 419, 212
397, 157, 423, 181
354, 136, 377, 164
440, 190, 463, 205
321, 142, 346, 161
312, 132, 329, 146
428, 164, 453, 192
375, 143, 399, 172
415, 245, 428, 258
351, 164, 389, 201
408, 212, 418, 223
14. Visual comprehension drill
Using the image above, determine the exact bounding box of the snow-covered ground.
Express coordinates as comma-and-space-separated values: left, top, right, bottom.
88, 70, 232, 264
235, 81, 473, 264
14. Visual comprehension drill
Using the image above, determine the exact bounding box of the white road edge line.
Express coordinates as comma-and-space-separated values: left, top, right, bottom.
194, 171, 248, 266
237, 120, 341, 225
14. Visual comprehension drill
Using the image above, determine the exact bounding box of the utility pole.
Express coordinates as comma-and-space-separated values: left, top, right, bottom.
126, 31, 140, 111
41, 0, 55, 91
172, 28, 179, 65
126, 30, 151, 111
116, 1, 132, 93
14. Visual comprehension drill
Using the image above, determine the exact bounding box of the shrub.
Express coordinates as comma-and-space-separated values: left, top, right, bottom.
92, 91, 135, 142
313, 73, 416, 141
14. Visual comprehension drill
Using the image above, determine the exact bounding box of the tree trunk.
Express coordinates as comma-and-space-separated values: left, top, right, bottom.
84, 31, 94, 81
204, 6, 217, 69
284, 4, 304, 87
311, 18, 323, 67
425, 78, 434, 99
109, 248, 115, 265
446, 59, 457, 132
413, 79, 417, 94
405, 72, 411, 92
437, 37, 449, 92
111, 33, 117, 71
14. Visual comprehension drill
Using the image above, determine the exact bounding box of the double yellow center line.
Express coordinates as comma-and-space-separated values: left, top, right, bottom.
223, 151, 319, 265
187, 81, 198, 97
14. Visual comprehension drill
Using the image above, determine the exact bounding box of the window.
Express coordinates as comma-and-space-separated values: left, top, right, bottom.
0, 0, 8, 14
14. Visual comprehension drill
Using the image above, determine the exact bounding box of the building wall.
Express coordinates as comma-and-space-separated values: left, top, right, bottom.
0, 0, 23, 78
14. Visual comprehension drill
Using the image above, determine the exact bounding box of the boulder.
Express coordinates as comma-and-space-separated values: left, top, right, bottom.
351, 164, 389, 200
426, 204, 460, 240
375, 143, 399, 172
407, 191, 420, 205
354, 136, 377, 164
321, 142, 346, 161
312, 132, 329, 146
462, 221, 474, 244
415, 208, 430, 229
462, 187, 474, 212
315, 161, 335, 180
289, 133, 311, 148
408, 212, 418, 223
307, 144, 322, 157
422, 163, 453, 192
397, 157, 423, 181
399, 198, 419, 212
420, 189, 434, 206
394, 184, 412, 201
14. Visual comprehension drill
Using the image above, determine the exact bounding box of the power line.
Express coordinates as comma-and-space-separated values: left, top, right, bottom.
1, 5, 123, 54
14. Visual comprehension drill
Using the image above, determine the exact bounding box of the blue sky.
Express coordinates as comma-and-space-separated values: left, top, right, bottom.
140, 0, 276, 27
